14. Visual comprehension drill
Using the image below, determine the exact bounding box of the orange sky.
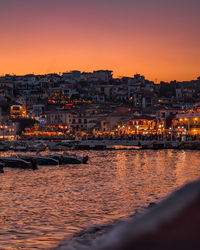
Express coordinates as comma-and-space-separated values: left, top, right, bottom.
0, 0, 200, 82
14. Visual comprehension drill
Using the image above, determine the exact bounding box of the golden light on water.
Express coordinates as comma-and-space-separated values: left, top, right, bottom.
0, 150, 200, 248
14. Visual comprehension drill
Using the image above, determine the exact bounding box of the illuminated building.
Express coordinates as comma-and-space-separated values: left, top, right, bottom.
172, 111, 200, 135
156, 109, 179, 130
10, 105, 26, 118
46, 110, 72, 125
117, 116, 156, 134
0, 121, 18, 140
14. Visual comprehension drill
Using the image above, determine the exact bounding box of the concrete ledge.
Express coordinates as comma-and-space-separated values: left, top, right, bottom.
58, 180, 200, 250
84, 180, 200, 250
80, 179, 200, 250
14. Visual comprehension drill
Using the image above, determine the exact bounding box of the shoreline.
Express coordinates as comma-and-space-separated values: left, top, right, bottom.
2, 139, 200, 151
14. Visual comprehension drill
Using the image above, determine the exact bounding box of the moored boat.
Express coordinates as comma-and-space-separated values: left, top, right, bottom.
62, 154, 88, 164
48, 153, 88, 164
18, 155, 59, 166
48, 154, 64, 164
0, 157, 34, 169
37, 156, 59, 166
0, 141, 10, 151
47, 142, 61, 151
16, 155, 38, 170
0, 162, 4, 173
12, 142, 28, 152
28, 142, 47, 152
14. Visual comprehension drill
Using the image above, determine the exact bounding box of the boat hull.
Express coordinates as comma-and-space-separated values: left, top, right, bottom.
18, 155, 58, 166
0, 157, 34, 169
62, 156, 82, 164
62, 155, 88, 164
37, 157, 59, 166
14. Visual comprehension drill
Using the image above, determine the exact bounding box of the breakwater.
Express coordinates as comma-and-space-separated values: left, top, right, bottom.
2, 139, 200, 152
74, 140, 200, 150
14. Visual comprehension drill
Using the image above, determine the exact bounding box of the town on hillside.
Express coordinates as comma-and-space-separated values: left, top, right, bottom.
0, 70, 200, 142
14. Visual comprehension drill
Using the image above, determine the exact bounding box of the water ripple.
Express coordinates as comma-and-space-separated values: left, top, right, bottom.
0, 150, 200, 248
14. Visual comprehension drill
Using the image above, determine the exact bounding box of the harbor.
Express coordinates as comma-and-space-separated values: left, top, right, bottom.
0, 0, 200, 247
0, 149, 200, 249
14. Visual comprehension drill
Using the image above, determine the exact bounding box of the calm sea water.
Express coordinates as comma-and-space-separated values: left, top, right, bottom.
0, 150, 200, 249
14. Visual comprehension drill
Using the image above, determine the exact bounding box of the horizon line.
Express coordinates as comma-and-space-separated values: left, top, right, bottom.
1, 70, 200, 83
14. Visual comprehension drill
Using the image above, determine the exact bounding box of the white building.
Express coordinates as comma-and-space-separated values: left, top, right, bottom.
46, 110, 72, 125
93, 70, 113, 82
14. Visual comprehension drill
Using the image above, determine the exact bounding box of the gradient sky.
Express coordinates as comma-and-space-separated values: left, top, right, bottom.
0, 0, 200, 81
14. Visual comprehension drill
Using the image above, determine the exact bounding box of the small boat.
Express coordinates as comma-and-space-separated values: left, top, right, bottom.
28, 142, 47, 152
56, 142, 75, 149
62, 154, 88, 164
0, 141, 10, 151
37, 156, 59, 166
0, 157, 34, 169
0, 162, 4, 173
12, 142, 28, 152
47, 142, 61, 151
48, 154, 64, 164
48, 153, 88, 164
18, 155, 59, 166
16, 155, 38, 170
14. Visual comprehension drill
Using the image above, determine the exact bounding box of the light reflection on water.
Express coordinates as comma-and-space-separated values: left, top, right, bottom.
0, 150, 200, 249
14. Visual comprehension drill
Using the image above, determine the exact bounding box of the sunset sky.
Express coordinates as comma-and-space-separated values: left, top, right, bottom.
0, 0, 200, 82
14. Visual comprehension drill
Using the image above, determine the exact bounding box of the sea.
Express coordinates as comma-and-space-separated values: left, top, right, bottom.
0, 149, 200, 249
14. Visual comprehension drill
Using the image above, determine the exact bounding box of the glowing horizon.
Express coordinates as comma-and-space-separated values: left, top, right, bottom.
0, 0, 200, 82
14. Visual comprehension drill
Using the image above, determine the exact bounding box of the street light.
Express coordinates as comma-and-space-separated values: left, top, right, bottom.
136, 125, 139, 134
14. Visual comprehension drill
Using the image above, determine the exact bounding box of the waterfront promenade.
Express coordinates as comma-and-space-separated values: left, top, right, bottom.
2, 136, 200, 150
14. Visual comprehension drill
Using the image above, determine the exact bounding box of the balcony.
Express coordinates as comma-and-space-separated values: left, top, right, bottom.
177, 113, 200, 119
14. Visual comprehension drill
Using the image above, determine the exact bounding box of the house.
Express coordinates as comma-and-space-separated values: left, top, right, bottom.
46, 110, 72, 125
93, 70, 113, 82
172, 110, 200, 135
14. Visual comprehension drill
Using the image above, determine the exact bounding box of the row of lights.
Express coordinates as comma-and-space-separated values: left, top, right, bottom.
0, 125, 8, 129
179, 117, 199, 122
